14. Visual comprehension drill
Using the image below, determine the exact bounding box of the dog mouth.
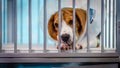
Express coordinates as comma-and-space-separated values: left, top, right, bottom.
56, 35, 73, 50
59, 40, 73, 50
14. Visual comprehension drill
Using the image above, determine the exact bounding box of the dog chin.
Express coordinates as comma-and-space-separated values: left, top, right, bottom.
60, 40, 73, 50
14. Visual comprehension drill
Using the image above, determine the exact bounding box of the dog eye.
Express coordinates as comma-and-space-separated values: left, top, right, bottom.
55, 23, 58, 27
69, 20, 73, 25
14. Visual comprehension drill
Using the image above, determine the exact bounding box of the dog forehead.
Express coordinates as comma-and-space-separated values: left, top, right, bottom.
62, 12, 73, 23
62, 20, 72, 29
53, 11, 73, 24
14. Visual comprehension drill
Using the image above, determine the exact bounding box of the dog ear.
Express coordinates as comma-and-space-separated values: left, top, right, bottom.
48, 14, 57, 40
75, 8, 86, 36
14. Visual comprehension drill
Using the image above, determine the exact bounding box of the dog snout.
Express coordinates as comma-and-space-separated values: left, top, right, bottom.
61, 34, 70, 42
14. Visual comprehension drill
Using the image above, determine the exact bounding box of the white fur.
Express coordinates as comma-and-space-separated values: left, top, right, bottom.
58, 20, 98, 49
60, 20, 88, 49
60, 20, 73, 42
76, 21, 98, 49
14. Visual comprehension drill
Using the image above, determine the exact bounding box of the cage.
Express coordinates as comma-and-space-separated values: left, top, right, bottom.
0, 0, 119, 64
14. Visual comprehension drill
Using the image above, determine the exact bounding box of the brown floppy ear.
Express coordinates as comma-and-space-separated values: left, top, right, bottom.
48, 14, 57, 40
75, 8, 86, 36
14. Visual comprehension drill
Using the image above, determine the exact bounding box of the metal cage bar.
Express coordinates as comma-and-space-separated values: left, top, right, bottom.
109, 0, 111, 48
106, 0, 110, 48
7, 0, 13, 43
110, 0, 114, 48
3, 0, 6, 43
106, 0, 108, 48
4, 0, 7, 44
11, 0, 14, 50
58, 0, 61, 52
113, 0, 116, 49
103, 0, 105, 49
13, 0, 17, 53
87, 0, 90, 52
44, 0, 47, 52
101, 0, 104, 52
20, 0, 23, 43
37, 0, 40, 44
28, 0, 32, 53
4, 0, 7, 43
0, 0, 2, 52
116, 0, 120, 53
104, 0, 107, 48
104, 0, 106, 48
72, 0, 76, 52
113, 0, 115, 48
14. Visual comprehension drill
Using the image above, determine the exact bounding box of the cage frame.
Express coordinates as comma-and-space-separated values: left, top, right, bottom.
0, 0, 119, 63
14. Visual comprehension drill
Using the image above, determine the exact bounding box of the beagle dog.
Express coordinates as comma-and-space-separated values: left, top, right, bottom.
48, 8, 99, 50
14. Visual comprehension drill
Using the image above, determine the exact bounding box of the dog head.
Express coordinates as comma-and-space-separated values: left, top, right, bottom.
48, 8, 86, 50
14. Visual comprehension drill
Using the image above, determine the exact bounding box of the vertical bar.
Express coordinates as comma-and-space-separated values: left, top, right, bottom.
101, 0, 104, 52
104, 0, 107, 48
116, 0, 120, 53
110, 0, 114, 48
4, 0, 7, 44
3, 0, 5, 43
106, 0, 109, 48
58, 0, 61, 52
105, 0, 107, 48
29, 0, 32, 53
109, 0, 111, 48
109, 0, 112, 48
87, 0, 90, 52
38, 0, 40, 44
44, 0, 47, 52
12, 0, 14, 43
13, 0, 17, 53
113, 0, 115, 48
103, 0, 106, 48
3, 0, 7, 44
72, 0, 76, 52
7, 0, 13, 43
0, 0, 2, 52
20, 0, 23, 43
113, 0, 116, 49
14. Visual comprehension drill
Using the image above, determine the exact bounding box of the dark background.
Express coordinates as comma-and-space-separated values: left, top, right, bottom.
0, 62, 119, 68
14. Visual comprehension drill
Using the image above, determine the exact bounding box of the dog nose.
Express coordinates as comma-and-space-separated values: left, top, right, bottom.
61, 34, 70, 42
